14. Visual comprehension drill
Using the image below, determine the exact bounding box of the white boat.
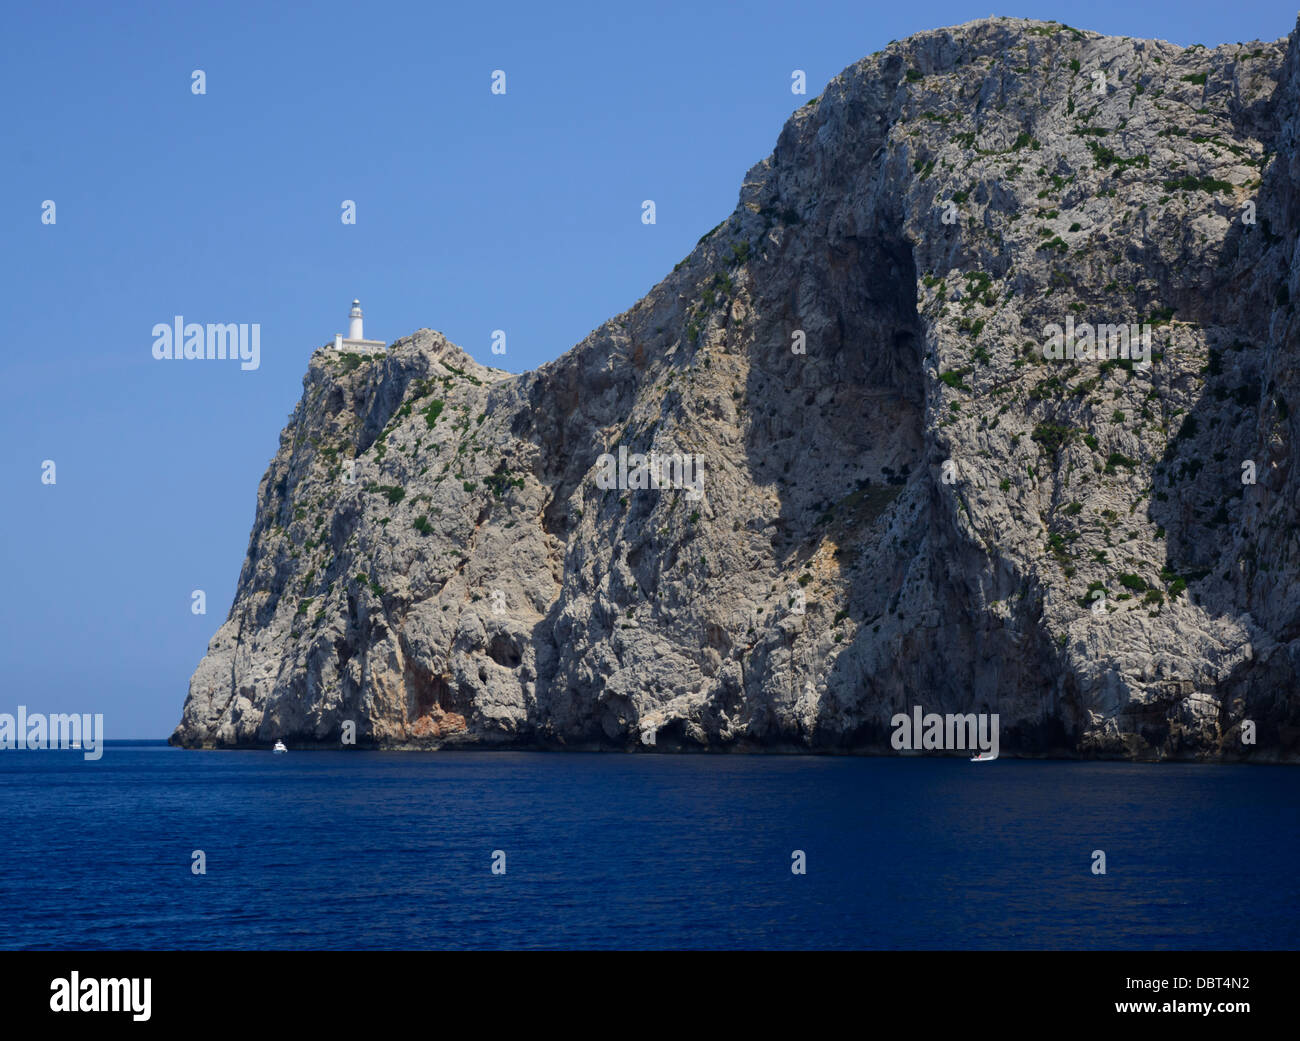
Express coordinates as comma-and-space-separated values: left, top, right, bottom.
273, 740, 288, 754
970, 751, 997, 761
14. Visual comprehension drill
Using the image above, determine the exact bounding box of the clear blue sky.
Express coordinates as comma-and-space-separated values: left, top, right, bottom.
2, 0, 1294, 738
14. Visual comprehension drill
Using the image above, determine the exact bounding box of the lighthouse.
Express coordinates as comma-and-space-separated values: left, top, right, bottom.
332, 298, 387, 354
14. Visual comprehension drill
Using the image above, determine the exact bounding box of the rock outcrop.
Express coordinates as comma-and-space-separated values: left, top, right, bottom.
173, 17, 1300, 759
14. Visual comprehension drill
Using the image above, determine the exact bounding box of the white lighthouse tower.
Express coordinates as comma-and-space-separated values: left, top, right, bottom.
333, 298, 387, 354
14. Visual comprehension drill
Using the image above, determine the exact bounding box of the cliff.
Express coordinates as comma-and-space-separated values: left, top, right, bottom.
173, 17, 1300, 759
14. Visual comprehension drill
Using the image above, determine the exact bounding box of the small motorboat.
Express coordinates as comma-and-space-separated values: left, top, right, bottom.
970, 751, 997, 762
273, 740, 288, 754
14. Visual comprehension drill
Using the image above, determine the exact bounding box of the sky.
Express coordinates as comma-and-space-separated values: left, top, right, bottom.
1, 0, 1295, 738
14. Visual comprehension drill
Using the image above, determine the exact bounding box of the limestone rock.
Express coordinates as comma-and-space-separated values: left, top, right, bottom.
172, 17, 1300, 759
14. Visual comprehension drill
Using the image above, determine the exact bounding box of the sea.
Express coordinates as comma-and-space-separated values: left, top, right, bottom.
1, 742, 1296, 950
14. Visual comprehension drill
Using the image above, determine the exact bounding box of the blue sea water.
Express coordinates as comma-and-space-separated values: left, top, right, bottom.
0, 743, 1296, 950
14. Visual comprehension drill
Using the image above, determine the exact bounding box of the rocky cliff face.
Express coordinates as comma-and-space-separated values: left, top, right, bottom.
173, 17, 1300, 759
